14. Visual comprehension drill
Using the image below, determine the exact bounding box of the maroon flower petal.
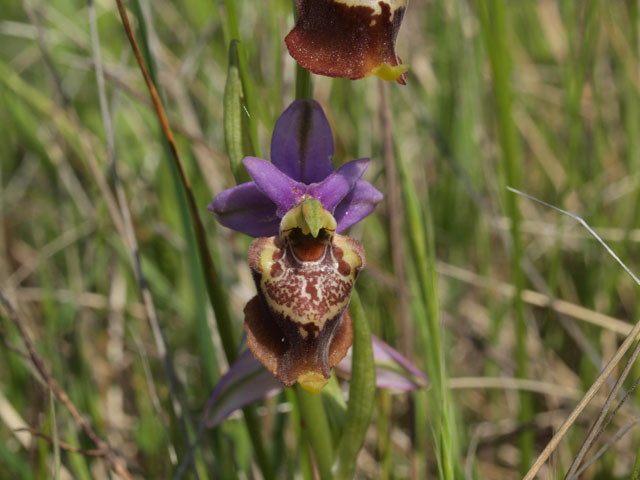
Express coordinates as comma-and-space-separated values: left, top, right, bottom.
333, 180, 383, 232
286, 0, 408, 84
243, 157, 307, 215
271, 99, 335, 184
307, 158, 370, 213
243, 295, 353, 388
207, 182, 280, 237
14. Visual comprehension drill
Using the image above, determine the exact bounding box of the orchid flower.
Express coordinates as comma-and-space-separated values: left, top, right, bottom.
286, 0, 409, 84
209, 99, 382, 393
208, 99, 426, 396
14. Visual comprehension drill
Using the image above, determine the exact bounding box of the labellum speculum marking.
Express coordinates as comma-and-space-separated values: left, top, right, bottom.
286, 0, 409, 84
245, 198, 364, 393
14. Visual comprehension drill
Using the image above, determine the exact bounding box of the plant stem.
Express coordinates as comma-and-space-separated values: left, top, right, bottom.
295, 386, 334, 480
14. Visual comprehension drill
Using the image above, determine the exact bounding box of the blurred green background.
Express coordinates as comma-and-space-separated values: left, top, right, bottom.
2, 0, 640, 478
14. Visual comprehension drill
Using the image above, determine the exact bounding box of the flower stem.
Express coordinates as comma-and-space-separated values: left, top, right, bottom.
295, 65, 312, 99
295, 386, 334, 480
292, 0, 312, 100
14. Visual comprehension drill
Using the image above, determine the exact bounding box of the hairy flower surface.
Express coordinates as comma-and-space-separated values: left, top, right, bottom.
286, 0, 409, 84
208, 100, 382, 392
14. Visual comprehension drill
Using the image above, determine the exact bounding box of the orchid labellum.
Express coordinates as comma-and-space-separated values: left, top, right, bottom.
286, 0, 409, 84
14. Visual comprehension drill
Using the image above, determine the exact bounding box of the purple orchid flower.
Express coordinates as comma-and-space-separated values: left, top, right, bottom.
208, 99, 383, 237
205, 337, 429, 428
208, 99, 385, 393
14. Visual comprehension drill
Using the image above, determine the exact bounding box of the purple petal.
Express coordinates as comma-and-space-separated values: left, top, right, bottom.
336, 335, 429, 391
208, 182, 280, 237
271, 99, 334, 184
243, 157, 306, 215
334, 180, 383, 233
307, 158, 370, 213
205, 349, 283, 428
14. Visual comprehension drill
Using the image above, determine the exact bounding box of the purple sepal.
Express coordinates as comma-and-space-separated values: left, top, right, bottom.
207, 182, 280, 238
372, 335, 429, 389
308, 158, 370, 213
335, 335, 429, 390
205, 349, 283, 428
334, 180, 384, 233
243, 157, 306, 216
270, 99, 334, 184
209, 100, 383, 236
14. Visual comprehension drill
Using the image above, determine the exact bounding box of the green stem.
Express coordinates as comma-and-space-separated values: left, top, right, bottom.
295, 64, 312, 99
295, 386, 334, 480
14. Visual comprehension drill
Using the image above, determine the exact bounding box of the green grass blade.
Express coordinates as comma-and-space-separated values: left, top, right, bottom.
477, 1, 531, 473
398, 144, 458, 479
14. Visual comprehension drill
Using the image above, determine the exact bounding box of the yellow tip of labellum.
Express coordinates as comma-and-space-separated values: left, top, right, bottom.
297, 371, 328, 394
368, 63, 410, 82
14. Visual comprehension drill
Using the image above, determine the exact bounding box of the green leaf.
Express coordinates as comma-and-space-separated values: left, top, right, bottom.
224, 40, 253, 184
333, 290, 375, 480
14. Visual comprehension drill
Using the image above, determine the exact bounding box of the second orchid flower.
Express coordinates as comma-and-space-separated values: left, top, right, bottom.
286, 0, 409, 84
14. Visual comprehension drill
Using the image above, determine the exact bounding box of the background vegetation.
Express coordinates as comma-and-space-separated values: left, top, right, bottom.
2, 0, 640, 478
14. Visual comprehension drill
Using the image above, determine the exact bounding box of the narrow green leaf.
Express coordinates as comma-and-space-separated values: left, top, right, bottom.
224, 40, 252, 184
223, 0, 260, 156
398, 146, 459, 479
477, 1, 531, 473
334, 290, 375, 480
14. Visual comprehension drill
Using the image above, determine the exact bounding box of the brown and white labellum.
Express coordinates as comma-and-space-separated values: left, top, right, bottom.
245, 226, 364, 393
286, 0, 409, 84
